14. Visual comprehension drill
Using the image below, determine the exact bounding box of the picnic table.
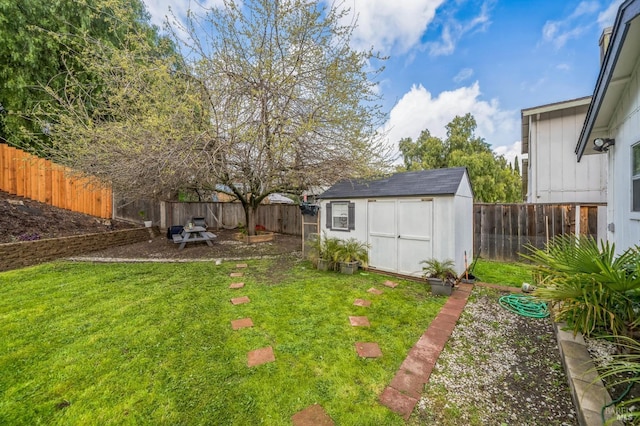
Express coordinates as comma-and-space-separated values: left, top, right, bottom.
171, 226, 216, 250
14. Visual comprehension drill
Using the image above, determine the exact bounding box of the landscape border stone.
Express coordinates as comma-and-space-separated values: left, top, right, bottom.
0, 228, 152, 272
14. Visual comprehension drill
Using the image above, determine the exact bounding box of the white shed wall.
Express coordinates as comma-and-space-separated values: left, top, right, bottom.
320, 191, 473, 277
453, 179, 474, 274
527, 106, 607, 203
606, 55, 640, 253
320, 198, 368, 242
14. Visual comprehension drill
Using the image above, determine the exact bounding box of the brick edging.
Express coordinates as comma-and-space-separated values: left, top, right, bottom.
0, 228, 153, 272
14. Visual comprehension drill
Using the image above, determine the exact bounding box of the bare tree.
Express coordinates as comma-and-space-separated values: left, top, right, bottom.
172, 0, 390, 233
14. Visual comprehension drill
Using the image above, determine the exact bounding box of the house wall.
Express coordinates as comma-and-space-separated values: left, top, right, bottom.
527, 105, 607, 203
606, 54, 640, 253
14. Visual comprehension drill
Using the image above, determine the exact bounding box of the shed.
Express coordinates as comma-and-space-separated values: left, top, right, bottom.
319, 167, 473, 278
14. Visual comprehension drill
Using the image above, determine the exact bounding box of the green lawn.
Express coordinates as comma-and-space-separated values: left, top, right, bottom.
0, 258, 445, 425
472, 258, 534, 287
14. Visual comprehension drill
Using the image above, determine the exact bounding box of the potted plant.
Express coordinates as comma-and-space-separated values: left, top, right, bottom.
139, 210, 152, 228
310, 233, 342, 271
337, 238, 370, 274
421, 258, 457, 296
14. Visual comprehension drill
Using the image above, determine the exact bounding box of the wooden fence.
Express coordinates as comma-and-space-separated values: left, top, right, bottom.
113, 200, 304, 236
0, 143, 112, 218
115, 198, 605, 262
474, 203, 603, 261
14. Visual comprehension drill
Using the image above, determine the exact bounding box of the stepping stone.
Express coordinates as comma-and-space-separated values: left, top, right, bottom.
383, 280, 398, 288
355, 342, 382, 358
353, 299, 371, 307
291, 404, 334, 426
231, 296, 250, 305
230, 272, 244, 277
247, 346, 275, 367
229, 282, 245, 289
349, 316, 370, 327
231, 317, 254, 330
236, 263, 248, 268
367, 288, 383, 295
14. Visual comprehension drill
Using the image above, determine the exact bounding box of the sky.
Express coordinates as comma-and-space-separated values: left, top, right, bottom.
142, 0, 624, 166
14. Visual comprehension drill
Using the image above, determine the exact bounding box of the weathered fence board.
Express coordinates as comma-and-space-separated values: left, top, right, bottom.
116, 201, 304, 236
0, 143, 112, 218
115, 197, 603, 261
473, 203, 602, 261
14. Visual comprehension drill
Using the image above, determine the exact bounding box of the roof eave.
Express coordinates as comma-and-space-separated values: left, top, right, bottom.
576, 0, 640, 161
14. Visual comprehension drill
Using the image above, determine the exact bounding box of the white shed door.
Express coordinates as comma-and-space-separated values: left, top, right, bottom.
367, 199, 433, 277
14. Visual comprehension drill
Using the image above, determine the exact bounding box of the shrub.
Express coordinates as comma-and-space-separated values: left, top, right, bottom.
336, 238, 370, 266
522, 234, 640, 337
305, 232, 344, 271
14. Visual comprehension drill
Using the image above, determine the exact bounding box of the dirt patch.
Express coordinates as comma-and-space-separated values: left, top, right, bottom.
0, 191, 302, 259
78, 228, 302, 260
0, 190, 136, 243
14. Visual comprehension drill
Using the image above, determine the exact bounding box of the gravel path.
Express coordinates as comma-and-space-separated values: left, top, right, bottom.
410, 286, 577, 425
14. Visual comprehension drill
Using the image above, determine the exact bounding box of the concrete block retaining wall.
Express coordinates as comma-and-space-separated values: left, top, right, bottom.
0, 228, 152, 272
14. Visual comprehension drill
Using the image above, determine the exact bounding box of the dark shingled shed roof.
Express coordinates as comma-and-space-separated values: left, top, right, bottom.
319, 167, 468, 199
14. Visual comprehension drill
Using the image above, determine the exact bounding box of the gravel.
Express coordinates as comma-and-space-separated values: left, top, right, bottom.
411, 286, 577, 425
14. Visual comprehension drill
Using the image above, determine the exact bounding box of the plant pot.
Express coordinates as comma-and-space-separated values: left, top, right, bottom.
428, 278, 454, 296
144, 220, 153, 228
317, 258, 333, 271
461, 273, 476, 284
340, 261, 359, 275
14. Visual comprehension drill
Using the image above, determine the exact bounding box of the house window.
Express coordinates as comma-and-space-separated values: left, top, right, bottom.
325, 201, 355, 231
633, 143, 640, 211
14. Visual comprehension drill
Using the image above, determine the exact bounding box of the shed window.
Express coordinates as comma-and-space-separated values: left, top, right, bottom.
633, 143, 640, 212
325, 201, 355, 231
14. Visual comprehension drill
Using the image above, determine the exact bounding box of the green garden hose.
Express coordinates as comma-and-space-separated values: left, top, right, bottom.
601, 373, 639, 423
498, 294, 549, 318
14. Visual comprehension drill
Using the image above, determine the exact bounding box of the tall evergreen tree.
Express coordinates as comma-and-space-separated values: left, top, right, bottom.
0, 0, 166, 152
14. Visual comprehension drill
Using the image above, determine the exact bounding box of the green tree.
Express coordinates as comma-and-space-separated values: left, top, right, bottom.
398, 113, 521, 202
0, 0, 162, 152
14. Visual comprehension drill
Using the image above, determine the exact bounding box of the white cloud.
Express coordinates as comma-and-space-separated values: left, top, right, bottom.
383, 82, 519, 161
571, 1, 600, 18
425, 0, 493, 57
330, 0, 444, 54
541, 1, 602, 49
598, 0, 623, 28
493, 141, 523, 168
453, 68, 474, 83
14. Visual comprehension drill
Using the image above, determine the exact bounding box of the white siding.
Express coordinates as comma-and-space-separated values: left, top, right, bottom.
607, 54, 640, 253
527, 105, 607, 203
453, 177, 474, 275
320, 199, 368, 242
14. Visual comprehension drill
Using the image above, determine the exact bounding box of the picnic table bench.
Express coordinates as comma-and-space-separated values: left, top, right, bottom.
172, 226, 216, 249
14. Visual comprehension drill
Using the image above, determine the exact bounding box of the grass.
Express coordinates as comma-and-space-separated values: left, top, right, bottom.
0, 257, 445, 425
471, 258, 534, 287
